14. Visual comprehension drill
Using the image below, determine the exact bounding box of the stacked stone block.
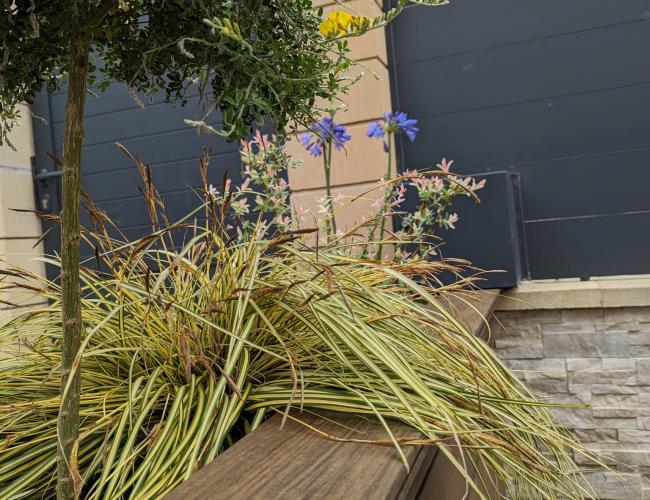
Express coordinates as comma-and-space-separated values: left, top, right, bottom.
493, 306, 650, 500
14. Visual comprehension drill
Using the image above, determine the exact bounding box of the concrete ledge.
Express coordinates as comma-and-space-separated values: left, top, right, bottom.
497, 276, 650, 311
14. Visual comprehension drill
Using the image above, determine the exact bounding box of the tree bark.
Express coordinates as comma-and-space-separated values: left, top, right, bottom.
57, 2, 89, 498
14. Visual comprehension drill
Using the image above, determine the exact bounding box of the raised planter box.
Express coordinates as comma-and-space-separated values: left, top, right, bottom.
165, 291, 501, 500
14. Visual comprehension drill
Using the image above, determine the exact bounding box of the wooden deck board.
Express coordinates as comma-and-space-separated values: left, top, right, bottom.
166, 413, 424, 500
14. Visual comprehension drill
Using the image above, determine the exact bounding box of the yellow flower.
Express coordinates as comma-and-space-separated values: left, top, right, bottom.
319, 11, 370, 38
319, 18, 337, 38
333, 11, 355, 32
351, 14, 371, 32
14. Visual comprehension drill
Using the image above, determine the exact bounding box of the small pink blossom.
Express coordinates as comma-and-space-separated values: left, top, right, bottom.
437, 158, 454, 172
275, 214, 291, 227
254, 129, 265, 145
317, 197, 329, 215
472, 178, 486, 191
233, 198, 249, 211
392, 184, 407, 207
410, 176, 428, 190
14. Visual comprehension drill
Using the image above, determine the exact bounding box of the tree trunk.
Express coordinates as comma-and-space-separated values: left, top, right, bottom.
57, 2, 89, 498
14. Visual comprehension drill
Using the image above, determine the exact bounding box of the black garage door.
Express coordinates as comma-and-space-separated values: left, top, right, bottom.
32, 82, 241, 277
388, 0, 650, 280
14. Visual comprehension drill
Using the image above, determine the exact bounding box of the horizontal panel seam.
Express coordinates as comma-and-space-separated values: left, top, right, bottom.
92, 220, 190, 234
435, 145, 650, 176
53, 120, 226, 151
408, 80, 650, 121
80, 150, 241, 180
50, 94, 202, 125
525, 209, 650, 224
80, 184, 207, 206
393, 17, 650, 67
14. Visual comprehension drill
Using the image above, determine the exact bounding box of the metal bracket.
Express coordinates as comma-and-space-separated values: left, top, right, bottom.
34, 169, 62, 181
31, 157, 61, 213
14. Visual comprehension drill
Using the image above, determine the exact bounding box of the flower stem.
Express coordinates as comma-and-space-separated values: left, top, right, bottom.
375, 133, 393, 260
323, 141, 337, 238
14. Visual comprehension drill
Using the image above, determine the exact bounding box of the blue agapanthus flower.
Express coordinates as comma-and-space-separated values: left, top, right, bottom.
392, 112, 419, 141
300, 116, 351, 157
367, 121, 385, 140
367, 111, 419, 151
300, 133, 323, 157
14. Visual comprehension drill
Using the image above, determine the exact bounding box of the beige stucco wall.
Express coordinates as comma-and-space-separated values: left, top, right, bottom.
0, 105, 46, 320
288, 0, 395, 234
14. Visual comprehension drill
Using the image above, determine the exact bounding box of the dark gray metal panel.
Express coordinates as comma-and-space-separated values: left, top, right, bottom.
47, 82, 200, 122
391, 0, 650, 65
76, 128, 238, 176
525, 213, 650, 280
31, 92, 57, 174
442, 148, 650, 222
502, 149, 650, 222
81, 152, 241, 204
396, 21, 650, 117
433, 172, 526, 289
388, 0, 650, 280
51, 95, 205, 149
401, 84, 650, 171
31, 93, 62, 278
31, 84, 237, 279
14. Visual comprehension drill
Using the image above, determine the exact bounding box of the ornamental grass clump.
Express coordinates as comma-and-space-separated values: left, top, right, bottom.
2, 3, 449, 492
1, 156, 598, 499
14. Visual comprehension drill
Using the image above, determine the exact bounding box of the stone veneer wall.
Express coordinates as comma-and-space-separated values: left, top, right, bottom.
492, 306, 650, 500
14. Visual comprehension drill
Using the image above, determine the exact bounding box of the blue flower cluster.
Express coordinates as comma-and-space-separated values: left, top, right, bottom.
367, 111, 419, 151
299, 116, 351, 157
300, 111, 418, 156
